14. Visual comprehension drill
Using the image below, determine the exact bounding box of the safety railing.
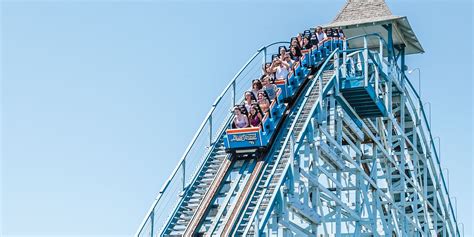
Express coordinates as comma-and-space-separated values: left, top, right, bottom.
342, 34, 391, 106
135, 41, 289, 237
344, 33, 390, 81
340, 49, 386, 109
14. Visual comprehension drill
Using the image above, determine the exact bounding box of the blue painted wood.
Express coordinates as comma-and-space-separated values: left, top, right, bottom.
340, 76, 387, 118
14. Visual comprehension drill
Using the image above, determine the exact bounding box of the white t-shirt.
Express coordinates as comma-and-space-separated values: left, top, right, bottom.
316, 32, 327, 42
276, 66, 289, 79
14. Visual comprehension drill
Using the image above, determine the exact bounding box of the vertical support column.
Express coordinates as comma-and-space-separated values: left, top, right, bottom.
209, 115, 213, 146
150, 211, 154, 237
335, 168, 342, 237
310, 117, 321, 236
434, 181, 439, 235
303, 125, 314, 207
363, 37, 369, 87
387, 24, 394, 64
232, 81, 236, 107
318, 73, 324, 114
379, 38, 384, 71
270, 213, 279, 236
399, 43, 409, 234
355, 140, 362, 236
371, 146, 378, 235
422, 158, 430, 234
334, 49, 340, 96
182, 160, 186, 191
254, 211, 260, 237
384, 23, 400, 234
342, 40, 347, 78
262, 46, 267, 66
400, 44, 407, 89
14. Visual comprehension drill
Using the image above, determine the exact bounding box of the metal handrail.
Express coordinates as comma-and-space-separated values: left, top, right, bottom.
404, 76, 461, 237
135, 41, 289, 237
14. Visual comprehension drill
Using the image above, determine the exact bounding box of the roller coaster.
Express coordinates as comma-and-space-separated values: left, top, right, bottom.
136, 0, 461, 236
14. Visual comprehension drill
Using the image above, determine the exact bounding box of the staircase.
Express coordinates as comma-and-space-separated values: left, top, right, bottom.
340, 76, 387, 118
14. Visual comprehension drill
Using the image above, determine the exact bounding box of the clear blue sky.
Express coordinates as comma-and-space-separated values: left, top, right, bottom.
1, 0, 472, 236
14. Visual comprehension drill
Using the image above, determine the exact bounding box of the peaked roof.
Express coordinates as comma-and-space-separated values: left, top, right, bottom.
330, 0, 399, 27
325, 0, 424, 55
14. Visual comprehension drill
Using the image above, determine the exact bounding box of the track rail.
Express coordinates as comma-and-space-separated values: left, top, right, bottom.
182, 158, 232, 236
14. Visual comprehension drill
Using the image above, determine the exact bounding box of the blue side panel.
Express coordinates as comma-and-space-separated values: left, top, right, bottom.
340, 76, 366, 89
276, 84, 287, 101
224, 131, 264, 150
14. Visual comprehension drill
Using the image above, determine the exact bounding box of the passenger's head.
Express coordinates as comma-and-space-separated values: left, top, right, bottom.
250, 105, 258, 116
291, 38, 298, 47
290, 45, 302, 56
261, 76, 271, 86
245, 91, 254, 101
317, 26, 323, 33
303, 37, 309, 45
279, 47, 286, 57
233, 106, 242, 115
265, 63, 271, 70
265, 63, 272, 74
339, 29, 344, 37
272, 57, 278, 63
273, 57, 281, 66
257, 91, 265, 100
290, 46, 296, 54
258, 90, 269, 101
252, 80, 263, 90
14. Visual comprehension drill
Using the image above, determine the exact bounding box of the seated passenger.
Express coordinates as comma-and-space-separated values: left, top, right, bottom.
331, 28, 339, 40
310, 28, 319, 46
232, 106, 249, 128
315, 26, 327, 45
262, 63, 275, 80
251, 79, 263, 99
291, 38, 299, 48
290, 45, 302, 61
244, 91, 256, 113
248, 104, 263, 127
279, 47, 287, 61
324, 28, 333, 40
261, 76, 278, 101
302, 36, 313, 50
338, 29, 346, 40
284, 52, 295, 68
270, 57, 290, 80
257, 90, 271, 113
296, 33, 304, 48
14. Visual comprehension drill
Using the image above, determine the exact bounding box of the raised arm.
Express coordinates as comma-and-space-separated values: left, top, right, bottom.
280, 60, 290, 69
